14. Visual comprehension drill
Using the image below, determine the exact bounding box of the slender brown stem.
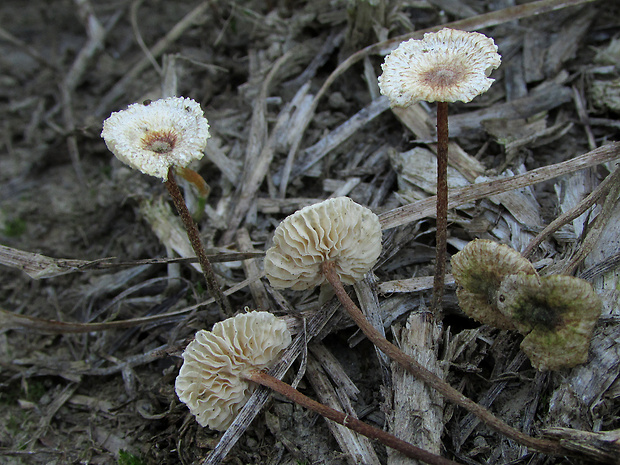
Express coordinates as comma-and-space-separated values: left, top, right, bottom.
432, 101, 449, 313
321, 261, 563, 455
165, 167, 232, 316
247, 370, 461, 465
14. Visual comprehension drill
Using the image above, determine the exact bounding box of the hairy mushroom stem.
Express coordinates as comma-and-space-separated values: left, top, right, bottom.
320, 260, 563, 455
432, 101, 449, 312
246, 370, 461, 465
164, 166, 231, 316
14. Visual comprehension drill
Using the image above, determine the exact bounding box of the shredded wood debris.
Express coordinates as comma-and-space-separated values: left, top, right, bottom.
1, 0, 618, 464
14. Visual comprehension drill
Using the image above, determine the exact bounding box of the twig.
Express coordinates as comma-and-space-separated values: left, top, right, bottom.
379, 142, 620, 230
236, 228, 271, 310
0, 26, 58, 70
221, 47, 300, 243
304, 351, 381, 465
61, 0, 109, 185
0, 270, 267, 335
64, 0, 107, 92
130, 0, 163, 75
0, 243, 261, 279
388, 308, 445, 461
27, 383, 79, 451
580, 251, 620, 281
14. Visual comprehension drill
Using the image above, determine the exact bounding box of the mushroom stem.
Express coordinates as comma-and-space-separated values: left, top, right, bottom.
246, 370, 461, 465
320, 260, 563, 455
432, 101, 449, 313
164, 167, 232, 316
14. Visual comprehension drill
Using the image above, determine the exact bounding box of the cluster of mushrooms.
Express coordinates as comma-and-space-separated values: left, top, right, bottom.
100, 27, 603, 464
451, 240, 602, 371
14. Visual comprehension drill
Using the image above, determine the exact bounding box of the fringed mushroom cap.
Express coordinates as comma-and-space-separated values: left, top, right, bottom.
451, 239, 537, 329
175, 311, 292, 431
497, 274, 602, 371
264, 197, 382, 290
101, 97, 210, 180
378, 28, 501, 107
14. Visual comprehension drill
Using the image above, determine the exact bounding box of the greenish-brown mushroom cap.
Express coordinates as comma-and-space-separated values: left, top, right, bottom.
497, 274, 602, 371
451, 239, 537, 329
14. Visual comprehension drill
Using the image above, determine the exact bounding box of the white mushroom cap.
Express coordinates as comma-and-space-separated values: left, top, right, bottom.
378, 28, 501, 107
451, 239, 537, 329
264, 197, 382, 290
175, 311, 292, 431
101, 97, 210, 180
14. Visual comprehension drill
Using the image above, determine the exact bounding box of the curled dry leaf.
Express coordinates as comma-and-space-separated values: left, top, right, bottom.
378, 28, 501, 107
497, 274, 602, 371
264, 197, 382, 290
451, 239, 537, 329
175, 311, 292, 430
101, 97, 210, 180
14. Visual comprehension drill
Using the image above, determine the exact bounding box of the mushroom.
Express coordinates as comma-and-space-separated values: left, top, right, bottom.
101, 97, 230, 315
100, 96, 211, 200
264, 196, 382, 290
101, 97, 210, 181
175, 311, 461, 464
264, 200, 559, 454
378, 28, 501, 311
497, 274, 602, 370
175, 311, 292, 430
378, 29, 502, 107
451, 239, 537, 329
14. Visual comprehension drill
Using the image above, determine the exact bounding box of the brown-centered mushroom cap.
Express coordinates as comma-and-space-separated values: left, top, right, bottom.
101, 97, 210, 180
264, 197, 382, 290
451, 239, 537, 329
175, 311, 292, 430
497, 274, 602, 371
378, 28, 501, 107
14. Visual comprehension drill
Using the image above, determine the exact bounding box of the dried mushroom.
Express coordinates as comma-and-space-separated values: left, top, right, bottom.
175, 311, 292, 430
264, 197, 382, 290
451, 239, 537, 329
497, 274, 602, 371
101, 96, 210, 180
